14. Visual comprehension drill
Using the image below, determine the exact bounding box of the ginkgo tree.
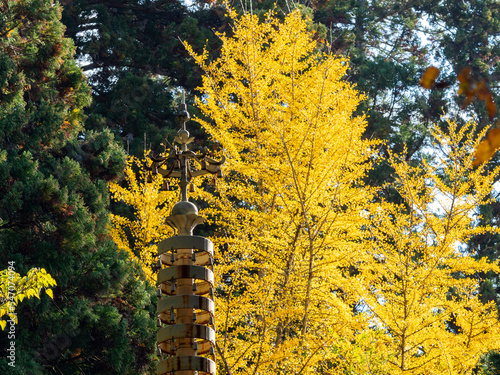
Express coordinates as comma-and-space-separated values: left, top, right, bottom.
186, 8, 378, 374
344, 119, 500, 375
185, 7, 500, 375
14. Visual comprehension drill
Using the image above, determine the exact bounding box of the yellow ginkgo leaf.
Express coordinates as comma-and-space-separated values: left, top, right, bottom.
0, 267, 56, 332
108, 156, 177, 282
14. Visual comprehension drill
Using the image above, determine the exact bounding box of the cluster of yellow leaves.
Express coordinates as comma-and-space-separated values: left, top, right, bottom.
108, 155, 178, 282
0, 267, 56, 330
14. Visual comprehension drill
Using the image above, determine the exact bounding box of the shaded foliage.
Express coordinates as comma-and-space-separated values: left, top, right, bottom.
0, 0, 156, 373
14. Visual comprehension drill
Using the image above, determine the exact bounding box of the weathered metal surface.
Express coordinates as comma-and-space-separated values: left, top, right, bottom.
158, 235, 214, 266
153, 153, 225, 178
158, 235, 213, 254
157, 356, 216, 375
159, 310, 211, 325
157, 295, 214, 316
157, 265, 214, 286
159, 279, 211, 297
165, 213, 204, 236
157, 324, 216, 344
160, 250, 212, 267
159, 340, 213, 356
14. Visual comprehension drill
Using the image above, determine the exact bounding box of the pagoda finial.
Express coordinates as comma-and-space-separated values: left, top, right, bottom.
153, 90, 221, 375
145, 90, 225, 206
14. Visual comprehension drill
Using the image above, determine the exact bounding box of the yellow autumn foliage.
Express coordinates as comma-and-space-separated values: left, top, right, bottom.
107, 7, 500, 374
185, 8, 500, 375
0, 266, 56, 330
186, 8, 378, 374
108, 156, 178, 282
345, 119, 500, 374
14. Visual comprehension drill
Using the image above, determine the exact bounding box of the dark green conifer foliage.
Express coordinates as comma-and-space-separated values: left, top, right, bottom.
0, 0, 156, 373
61, 0, 225, 156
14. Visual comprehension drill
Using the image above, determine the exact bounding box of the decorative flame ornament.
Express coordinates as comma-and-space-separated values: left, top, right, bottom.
154, 92, 222, 375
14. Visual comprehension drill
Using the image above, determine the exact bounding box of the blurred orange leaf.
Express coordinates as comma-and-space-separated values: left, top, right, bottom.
457, 67, 472, 85
486, 94, 497, 119
463, 93, 475, 108
488, 127, 500, 150
420, 66, 440, 89
456, 68, 496, 119
458, 68, 474, 105
473, 126, 500, 166
477, 80, 488, 100
473, 140, 491, 166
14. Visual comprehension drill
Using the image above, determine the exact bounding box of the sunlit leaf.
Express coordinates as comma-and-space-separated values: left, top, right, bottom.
0, 267, 56, 332
46, 289, 53, 299
0, 320, 6, 330
419, 66, 440, 89
109, 156, 177, 282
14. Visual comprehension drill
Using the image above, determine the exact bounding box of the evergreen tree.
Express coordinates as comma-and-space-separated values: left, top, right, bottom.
61, 0, 225, 156
0, 0, 156, 373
